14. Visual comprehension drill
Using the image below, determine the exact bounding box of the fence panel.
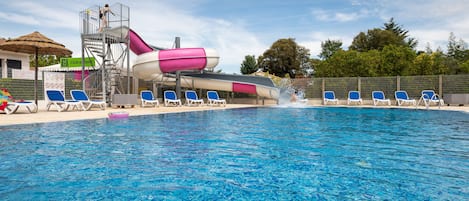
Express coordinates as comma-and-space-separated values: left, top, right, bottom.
3, 74, 469, 101
296, 74, 469, 100
323, 77, 358, 99
399, 75, 439, 98
442, 75, 469, 94
361, 76, 397, 99
0, 79, 44, 100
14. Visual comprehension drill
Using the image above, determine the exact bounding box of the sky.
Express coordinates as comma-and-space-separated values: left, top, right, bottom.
1, 0, 468, 74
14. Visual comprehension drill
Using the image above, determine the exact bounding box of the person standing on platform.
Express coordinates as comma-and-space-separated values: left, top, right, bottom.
98, 4, 114, 32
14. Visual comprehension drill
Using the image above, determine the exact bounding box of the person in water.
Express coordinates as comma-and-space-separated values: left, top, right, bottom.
290, 90, 298, 103
98, 4, 115, 32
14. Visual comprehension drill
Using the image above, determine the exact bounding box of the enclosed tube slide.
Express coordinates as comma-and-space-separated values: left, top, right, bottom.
133, 47, 219, 80
112, 27, 279, 99
127, 29, 219, 80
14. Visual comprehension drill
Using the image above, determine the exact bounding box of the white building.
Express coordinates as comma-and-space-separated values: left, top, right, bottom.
0, 38, 37, 80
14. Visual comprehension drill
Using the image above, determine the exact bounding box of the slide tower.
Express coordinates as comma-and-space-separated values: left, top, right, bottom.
79, 3, 130, 104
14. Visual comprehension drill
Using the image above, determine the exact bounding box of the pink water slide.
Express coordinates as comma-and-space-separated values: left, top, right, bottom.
102, 27, 277, 98
128, 29, 153, 55
129, 29, 219, 79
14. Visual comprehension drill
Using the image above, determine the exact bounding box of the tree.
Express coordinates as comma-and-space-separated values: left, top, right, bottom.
428, 51, 449, 75
447, 32, 468, 62
379, 45, 416, 76
411, 51, 448, 75
240, 55, 258, 74
29, 55, 62, 67
295, 45, 312, 77
459, 60, 469, 74
314, 44, 417, 77
314, 50, 380, 77
349, 28, 403, 52
319, 39, 343, 60
258, 38, 311, 78
446, 32, 469, 74
350, 19, 418, 52
383, 18, 418, 49
410, 53, 433, 75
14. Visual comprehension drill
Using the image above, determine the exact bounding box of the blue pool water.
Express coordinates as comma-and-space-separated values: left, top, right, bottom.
1, 107, 468, 200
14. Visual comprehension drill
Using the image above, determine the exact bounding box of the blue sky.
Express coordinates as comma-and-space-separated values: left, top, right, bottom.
1, 0, 468, 74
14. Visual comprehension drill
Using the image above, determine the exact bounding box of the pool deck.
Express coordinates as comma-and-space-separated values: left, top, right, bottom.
1, 101, 468, 126
0, 101, 260, 126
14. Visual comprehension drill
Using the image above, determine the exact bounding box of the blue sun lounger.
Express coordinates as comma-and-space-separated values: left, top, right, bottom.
70, 89, 106, 110
394, 90, 416, 106
372, 91, 391, 106
207, 91, 226, 107
323, 91, 339, 105
140, 90, 159, 107
164, 90, 182, 106
347, 91, 362, 105
185, 90, 204, 106
46, 89, 84, 112
418, 90, 444, 108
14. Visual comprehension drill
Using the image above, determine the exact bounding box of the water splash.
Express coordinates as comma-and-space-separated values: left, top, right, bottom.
277, 87, 308, 107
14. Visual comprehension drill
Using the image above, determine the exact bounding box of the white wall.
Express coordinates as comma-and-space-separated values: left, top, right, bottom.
0, 50, 33, 79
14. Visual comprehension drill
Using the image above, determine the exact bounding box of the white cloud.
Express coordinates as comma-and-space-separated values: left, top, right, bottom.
334, 12, 360, 22
308, 0, 469, 54
207, 22, 266, 73
367, 0, 469, 52
312, 8, 369, 22
411, 30, 449, 51
380, 0, 469, 20
0, 12, 41, 25
299, 32, 354, 59
1, 1, 81, 30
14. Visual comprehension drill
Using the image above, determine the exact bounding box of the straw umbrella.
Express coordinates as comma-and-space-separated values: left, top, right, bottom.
0, 31, 72, 105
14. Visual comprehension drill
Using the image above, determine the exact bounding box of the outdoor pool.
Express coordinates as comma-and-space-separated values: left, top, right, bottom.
0, 107, 468, 200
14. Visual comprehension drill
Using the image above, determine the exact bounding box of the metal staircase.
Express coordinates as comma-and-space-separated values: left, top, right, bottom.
79, 3, 130, 105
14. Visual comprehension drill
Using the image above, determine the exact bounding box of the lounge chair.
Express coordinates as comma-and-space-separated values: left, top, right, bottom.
323, 91, 339, 105
140, 90, 159, 107
46, 89, 84, 112
207, 90, 226, 107
372, 91, 391, 106
394, 90, 416, 106
163, 90, 182, 106
70, 89, 106, 110
185, 90, 204, 106
347, 91, 362, 105
0, 88, 37, 114
418, 90, 444, 107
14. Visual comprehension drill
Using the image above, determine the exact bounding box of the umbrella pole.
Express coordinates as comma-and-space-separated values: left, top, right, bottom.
35, 48, 38, 106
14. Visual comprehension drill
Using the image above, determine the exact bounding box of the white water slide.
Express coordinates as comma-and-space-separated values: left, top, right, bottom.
108, 27, 279, 99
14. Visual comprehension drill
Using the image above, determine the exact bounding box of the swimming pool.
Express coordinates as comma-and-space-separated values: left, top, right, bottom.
1, 107, 468, 200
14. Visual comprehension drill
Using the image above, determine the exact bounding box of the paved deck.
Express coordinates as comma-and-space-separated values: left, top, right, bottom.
0, 102, 258, 126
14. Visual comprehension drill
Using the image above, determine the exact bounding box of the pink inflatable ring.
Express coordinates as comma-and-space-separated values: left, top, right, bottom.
108, 111, 129, 119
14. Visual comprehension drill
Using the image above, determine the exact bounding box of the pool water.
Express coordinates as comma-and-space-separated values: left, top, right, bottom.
1, 107, 468, 200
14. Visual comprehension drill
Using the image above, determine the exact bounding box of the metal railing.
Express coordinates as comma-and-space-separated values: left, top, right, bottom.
80, 3, 130, 35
